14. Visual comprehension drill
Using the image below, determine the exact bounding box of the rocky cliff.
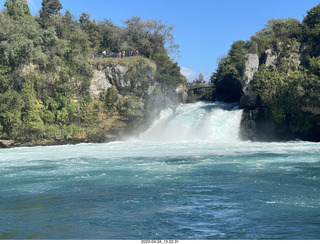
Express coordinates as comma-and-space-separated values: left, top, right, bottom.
89, 57, 187, 140
90, 57, 187, 106
209, 9, 320, 141
239, 42, 320, 141
90, 57, 157, 98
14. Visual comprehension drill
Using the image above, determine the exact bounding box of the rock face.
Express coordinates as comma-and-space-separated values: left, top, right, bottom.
88, 58, 187, 141
90, 62, 156, 98
265, 49, 277, 68
175, 84, 188, 103
90, 70, 113, 99
242, 54, 259, 90
240, 54, 259, 108
148, 83, 188, 109
90, 59, 187, 105
240, 46, 300, 109
239, 43, 306, 141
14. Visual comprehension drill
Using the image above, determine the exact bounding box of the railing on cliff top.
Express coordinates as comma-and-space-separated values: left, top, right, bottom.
92, 51, 140, 59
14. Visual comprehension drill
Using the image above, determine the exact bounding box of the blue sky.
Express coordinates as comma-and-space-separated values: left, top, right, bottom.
1, 0, 320, 82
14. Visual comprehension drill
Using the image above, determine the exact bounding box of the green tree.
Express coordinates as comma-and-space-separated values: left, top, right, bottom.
303, 4, 320, 57
38, 0, 63, 27
193, 73, 204, 84
309, 56, 320, 76
0, 14, 42, 68
79, 12, 102, 50
122, 17, 179, 58
212, 40, 250, 102
267, 18, 302, 41
303, 3, 320, 29
98, 19, 123, 53
0, 90, 23, 138
0, 65, 11, 92
54, 10, 79, 40
152, 53, 186, 89
228, 40, 249, 76
100, 87, 120, 113
4, 0, 32, 20
120, 96, 144, 119
21, 76, 45, 140
213, 56, 243, 102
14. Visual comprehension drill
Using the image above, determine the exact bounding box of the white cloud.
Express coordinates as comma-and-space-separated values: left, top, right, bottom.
181, 67, 211, 83
181, 67, 197, 83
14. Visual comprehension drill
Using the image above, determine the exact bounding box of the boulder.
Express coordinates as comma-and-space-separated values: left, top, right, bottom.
0, 140, 15, 148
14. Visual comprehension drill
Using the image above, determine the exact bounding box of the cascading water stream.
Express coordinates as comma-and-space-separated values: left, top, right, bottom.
139, 102, 243, 142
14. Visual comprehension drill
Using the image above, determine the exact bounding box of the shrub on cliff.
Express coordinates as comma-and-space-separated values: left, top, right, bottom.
212, 40, 249, 102
152, 53, 186, 89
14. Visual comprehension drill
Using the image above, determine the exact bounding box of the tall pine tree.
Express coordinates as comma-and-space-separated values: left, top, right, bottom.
38, 0, 62, 27
4, 0, 32, 20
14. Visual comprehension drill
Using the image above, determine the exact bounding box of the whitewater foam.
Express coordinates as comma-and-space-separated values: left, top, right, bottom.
139, 102, 243, 142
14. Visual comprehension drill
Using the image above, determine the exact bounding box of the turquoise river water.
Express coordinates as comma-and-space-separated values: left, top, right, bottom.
0, 102, 319, 240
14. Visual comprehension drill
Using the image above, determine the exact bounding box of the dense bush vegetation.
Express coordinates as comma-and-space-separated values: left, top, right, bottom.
211, 41, 249, 102
0, 0, 184, 145
212, 4, 320, 141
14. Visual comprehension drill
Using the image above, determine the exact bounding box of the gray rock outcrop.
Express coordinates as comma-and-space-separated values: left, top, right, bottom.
90, 70, 113, 99
90, 63, 156, 98
240, 54, 259, 108
0, 140, 15, 148
90, 59, 187, 105
149, 83, 188, 108
242, 54, 259, 90
265, 49, 277, 68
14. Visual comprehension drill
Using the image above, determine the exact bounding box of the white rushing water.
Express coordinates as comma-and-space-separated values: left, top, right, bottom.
139, 102, 243, 142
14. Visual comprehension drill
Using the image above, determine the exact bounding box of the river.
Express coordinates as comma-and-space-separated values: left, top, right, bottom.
0, 102, 319, 239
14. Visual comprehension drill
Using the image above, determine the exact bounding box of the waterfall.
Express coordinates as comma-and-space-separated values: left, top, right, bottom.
139, 102, 243, 142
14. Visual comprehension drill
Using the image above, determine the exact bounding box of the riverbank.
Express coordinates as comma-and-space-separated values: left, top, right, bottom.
0, 113, 144, 149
